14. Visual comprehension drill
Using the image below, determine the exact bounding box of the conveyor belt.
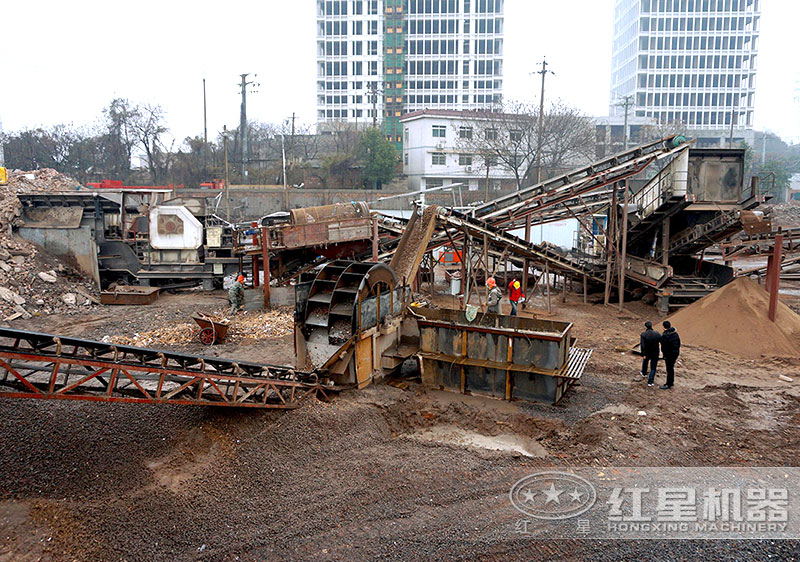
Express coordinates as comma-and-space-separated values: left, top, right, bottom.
0, 328, 330, 409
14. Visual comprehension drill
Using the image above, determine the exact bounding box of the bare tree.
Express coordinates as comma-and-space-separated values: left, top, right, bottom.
128, 103, 172, 184
452, 101, 537, 189
539, 101, 595, 176
454, 100, 596, 189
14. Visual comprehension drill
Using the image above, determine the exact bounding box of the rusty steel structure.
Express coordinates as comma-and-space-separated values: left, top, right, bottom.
0, 328, 330, 409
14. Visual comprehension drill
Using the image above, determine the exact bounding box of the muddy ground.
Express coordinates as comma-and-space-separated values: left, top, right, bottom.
1, 287, 799, 561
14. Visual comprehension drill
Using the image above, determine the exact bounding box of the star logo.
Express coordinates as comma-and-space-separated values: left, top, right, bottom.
510, 471, 597, 520
521, 489, 537, 504
542, 483, 564, 504
569, 487, 585, 503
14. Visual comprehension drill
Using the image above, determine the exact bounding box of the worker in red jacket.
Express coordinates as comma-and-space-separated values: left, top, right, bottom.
508, 278, 524, 316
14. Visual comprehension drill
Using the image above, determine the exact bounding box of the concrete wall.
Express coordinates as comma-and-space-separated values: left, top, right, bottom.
183, 183, 523, 219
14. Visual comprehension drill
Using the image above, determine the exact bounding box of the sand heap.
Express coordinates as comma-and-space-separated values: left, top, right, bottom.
667, 277, 800, 359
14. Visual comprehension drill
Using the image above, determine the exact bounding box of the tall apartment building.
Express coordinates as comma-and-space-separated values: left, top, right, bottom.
316, 0, 504, 146
609, 0, 760, 146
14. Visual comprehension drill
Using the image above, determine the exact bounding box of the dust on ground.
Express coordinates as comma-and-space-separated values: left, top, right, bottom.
1, 286, 799, 561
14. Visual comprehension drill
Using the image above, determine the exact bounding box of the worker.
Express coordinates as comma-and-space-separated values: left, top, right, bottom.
659, 321, 681, 390
486, 277, 503, 314
639, 320, 661, 387
229, 274, 245, 315
508, 278, 524, 316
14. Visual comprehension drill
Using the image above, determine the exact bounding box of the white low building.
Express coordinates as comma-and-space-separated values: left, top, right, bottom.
400, 109, 522, 198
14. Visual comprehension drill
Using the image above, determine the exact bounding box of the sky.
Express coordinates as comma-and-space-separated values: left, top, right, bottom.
1, 0, 798, 145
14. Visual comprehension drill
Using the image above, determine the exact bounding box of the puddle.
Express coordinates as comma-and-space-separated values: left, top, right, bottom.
410, 424, 548, 457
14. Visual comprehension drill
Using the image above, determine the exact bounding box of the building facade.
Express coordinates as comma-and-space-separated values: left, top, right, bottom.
609, 0, 760, 146
400, 109, 519, 195
316, 0, 504, 147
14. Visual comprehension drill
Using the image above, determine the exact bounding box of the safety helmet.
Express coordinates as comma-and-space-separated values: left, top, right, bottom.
237, 275, 245, 283
486, 277, 496, 288
513, 281, 521, 290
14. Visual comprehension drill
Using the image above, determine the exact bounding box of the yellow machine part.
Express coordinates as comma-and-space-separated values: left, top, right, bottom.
0, 167, 7, 186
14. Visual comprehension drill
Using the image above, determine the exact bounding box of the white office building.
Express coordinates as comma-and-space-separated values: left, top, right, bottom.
400, 109, 519, 194
316, 0, 504, 143
609, 0, 760, 146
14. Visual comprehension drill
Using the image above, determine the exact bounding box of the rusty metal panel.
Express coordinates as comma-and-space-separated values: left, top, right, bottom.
100, 286, 160, 305
437, 327, 462, 357
464, 366, 506, 399
420, 326, 437, 353
511, 336, 562, 371
511, 371, 558, 403
355, 338, 373, 389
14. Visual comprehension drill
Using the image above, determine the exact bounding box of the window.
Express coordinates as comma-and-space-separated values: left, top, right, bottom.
432, 125, 447, 138
458, 126, 473, 139
485, 128, 498, 140
458, 154, 473, 166
431, 152, 446, 165
509, 130, 522, 142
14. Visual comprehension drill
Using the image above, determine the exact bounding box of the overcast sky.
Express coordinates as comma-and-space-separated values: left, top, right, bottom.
1, 0, 798, 145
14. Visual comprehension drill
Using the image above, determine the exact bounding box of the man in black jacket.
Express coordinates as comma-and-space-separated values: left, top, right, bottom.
640, 321, 661, 387
660, 321, 681, 389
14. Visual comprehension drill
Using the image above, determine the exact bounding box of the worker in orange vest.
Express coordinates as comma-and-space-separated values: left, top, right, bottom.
508, 278, 524, 316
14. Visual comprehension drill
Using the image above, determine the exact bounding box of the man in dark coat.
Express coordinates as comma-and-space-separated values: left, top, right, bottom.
640, 321, 661, 387
659, 320, 681, 389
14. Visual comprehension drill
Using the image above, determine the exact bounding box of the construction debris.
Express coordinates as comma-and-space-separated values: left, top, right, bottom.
107, 307, 295, 347
667, 277, 800, 359
0, 169, 98, 319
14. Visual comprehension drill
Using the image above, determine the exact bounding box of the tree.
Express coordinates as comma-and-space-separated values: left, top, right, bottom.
127, 103, 172, 184
102, 98, 138, 180
453, 100, 594, 189
357, 127, 397, 188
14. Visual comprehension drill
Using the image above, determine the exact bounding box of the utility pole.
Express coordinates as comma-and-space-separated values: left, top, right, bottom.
534, 58, 554, 184
762, 130, 768, 164
290, 112, 296, 162
239, 73, 259, 178
368, 82, 380, 128
202, 78, 208, 165
223, 126, 231, 221
615, 95, 635, 150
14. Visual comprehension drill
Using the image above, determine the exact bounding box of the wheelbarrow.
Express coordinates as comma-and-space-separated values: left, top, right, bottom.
192, 313, 230, 345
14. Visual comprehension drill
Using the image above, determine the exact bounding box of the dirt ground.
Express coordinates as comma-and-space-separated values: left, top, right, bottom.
1, 287, 800, 561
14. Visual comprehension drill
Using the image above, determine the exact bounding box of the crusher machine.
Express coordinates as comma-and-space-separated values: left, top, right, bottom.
293, 205, 593, 404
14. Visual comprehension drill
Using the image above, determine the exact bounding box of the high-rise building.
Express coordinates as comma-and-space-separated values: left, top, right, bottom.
316, 0, 504, 146
609, 0, 760, 145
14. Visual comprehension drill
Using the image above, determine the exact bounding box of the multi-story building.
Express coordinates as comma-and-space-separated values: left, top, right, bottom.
609, 0, 760, 147
316, 0, 504, 147
399, 109, 519, 195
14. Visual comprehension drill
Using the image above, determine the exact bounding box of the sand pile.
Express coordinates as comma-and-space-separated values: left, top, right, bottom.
667, 277, 800, 359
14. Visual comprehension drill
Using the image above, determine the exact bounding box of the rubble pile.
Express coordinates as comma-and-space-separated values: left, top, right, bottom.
107, 308, 295, 347
768, 201, 800, 227
1, 168, 80, 234
0, 248, 100, 320
0, 169, 97, 320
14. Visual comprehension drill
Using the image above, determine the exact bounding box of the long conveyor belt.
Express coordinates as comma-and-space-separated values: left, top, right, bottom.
0, 328, 331, 409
